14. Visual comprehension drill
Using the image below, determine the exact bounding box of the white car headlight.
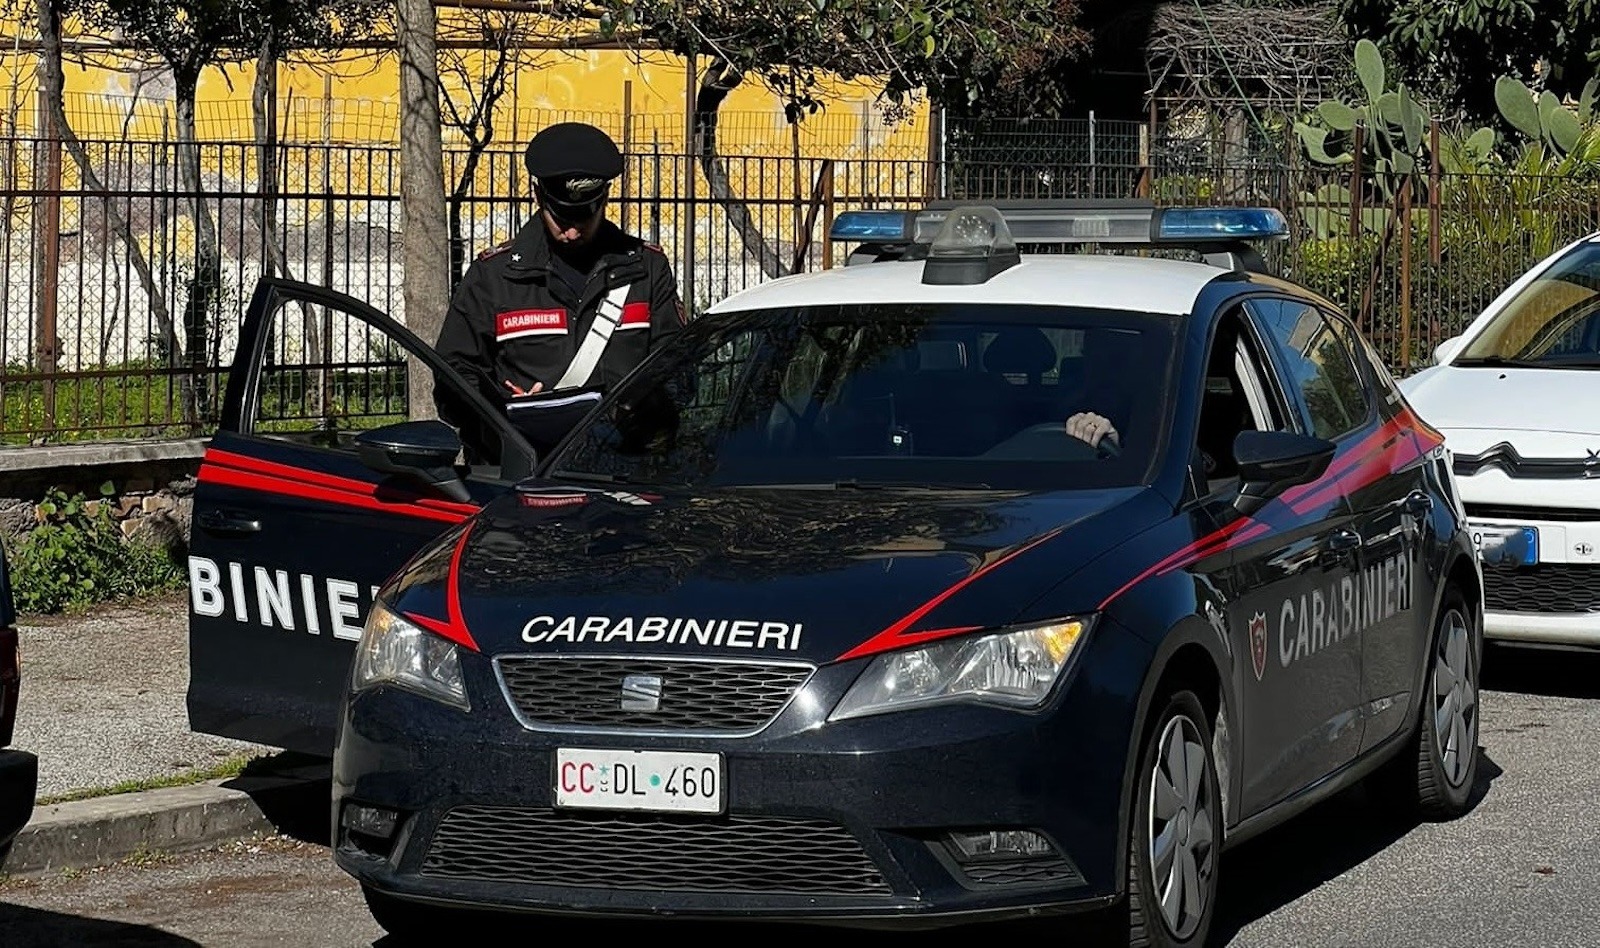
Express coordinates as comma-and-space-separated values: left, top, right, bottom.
829, 617, 1092, 722
352, 601, 469, 711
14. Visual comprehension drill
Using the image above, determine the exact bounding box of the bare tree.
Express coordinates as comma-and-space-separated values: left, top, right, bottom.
398, 0, 450, 421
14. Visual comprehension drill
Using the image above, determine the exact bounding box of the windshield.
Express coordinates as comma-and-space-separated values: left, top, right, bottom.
547, 303, 1182, 491
1457, 241, 1600, 367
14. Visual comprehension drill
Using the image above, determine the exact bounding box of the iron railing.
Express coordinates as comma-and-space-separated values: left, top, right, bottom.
4, 129, 1600, 443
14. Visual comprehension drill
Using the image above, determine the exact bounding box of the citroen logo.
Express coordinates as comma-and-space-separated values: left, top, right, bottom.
1586, 449, 1600, 478
620, 674, 663, 712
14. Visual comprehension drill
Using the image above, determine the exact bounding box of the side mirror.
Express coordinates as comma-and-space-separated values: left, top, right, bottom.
1433, 335, 1465, 365
355, 420, 471, 503
1232, 430, 1337, 515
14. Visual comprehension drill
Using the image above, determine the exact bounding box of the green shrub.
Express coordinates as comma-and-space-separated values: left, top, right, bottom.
6, 484, 186, 616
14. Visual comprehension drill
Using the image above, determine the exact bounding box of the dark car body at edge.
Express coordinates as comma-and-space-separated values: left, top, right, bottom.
0, 545, 38, 857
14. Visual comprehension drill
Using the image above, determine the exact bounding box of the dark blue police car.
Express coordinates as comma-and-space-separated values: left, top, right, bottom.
185, 202, 1482, 945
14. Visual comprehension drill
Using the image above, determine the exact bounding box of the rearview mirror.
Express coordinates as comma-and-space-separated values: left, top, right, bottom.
1232, 430, 1337, 515
1434, 335, 1465, 365
355, 420, 471, 503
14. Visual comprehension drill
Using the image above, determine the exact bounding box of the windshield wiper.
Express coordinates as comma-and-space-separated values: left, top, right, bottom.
1452, 355, 1541, 368
721, 480, 993, 492
548, 469, 632, 484
830, 479, 994, 491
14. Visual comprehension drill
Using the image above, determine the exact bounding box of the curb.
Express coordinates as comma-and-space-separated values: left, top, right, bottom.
1, 761, 331, 878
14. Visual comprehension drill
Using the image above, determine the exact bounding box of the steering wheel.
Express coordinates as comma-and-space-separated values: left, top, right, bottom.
983, 423, 1107, 461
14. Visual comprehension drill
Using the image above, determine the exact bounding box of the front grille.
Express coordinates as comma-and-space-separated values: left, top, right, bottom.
421, 806, 891, 896
1466, 504, 1600, 523
960, 856, 1085, 888
496, 656, 813, 733
1483, 563, 1600, 614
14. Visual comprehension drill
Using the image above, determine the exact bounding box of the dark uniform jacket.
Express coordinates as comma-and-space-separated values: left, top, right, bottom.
433, 218, 684, 459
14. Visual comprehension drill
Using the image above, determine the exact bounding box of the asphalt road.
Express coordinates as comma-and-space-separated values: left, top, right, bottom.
2, 642, 1598, 948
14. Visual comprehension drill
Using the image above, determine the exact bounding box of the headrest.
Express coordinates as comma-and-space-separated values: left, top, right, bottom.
983, 327, 1056, 377
916, 340, 967, 371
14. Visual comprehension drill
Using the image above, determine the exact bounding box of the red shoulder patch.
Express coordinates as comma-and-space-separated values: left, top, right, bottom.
642, 241, 665, 255
478, 240, 514, 261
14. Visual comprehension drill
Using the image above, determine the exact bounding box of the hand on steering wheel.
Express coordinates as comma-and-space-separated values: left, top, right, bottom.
1066, 412, 1121, 457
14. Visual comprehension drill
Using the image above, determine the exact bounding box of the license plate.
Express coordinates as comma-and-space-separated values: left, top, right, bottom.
1472, 524, 1540, 566
554, 749, 723, 814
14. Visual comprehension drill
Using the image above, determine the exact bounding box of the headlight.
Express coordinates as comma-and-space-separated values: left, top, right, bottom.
829, 617, 1091, 722
352, 601, 469, 711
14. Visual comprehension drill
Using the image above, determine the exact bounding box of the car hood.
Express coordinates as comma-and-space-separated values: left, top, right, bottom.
1401, 365, 1600, 438
387, 481, 1169, 665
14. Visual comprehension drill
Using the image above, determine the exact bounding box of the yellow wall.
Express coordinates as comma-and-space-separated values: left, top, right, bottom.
0, 13, 932, 160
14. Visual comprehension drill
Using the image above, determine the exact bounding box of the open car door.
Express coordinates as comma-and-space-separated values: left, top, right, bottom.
187, 278, 537, 757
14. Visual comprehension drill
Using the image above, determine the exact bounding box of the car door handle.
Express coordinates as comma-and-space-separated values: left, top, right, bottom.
1319, 529, 1363, 566
198, 509, 261, 536
1404, 491, 1433, 518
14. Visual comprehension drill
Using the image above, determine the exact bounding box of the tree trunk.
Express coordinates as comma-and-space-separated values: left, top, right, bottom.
398, 0, 450, 422
36, 0, 179, 365
252, 32, 296, 284
253, 31, 321, 412
175, 68, 221, 426
693, 60, 788, 279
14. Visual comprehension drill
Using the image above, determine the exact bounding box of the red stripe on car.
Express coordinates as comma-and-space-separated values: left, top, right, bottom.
200, 448, 478, 524
836, 528, 1066, 662
402, 522, 479, 652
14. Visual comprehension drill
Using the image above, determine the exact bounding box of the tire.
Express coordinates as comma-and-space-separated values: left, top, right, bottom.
362, 885, 445, 941
1413, 588, 1481, 820
1128, 690, 1222, 948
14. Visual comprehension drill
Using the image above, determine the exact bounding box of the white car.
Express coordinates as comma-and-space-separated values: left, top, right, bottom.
1399, 233, 1600, 647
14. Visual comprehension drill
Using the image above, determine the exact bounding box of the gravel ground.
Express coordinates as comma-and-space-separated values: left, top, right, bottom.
11, 592, 272, 800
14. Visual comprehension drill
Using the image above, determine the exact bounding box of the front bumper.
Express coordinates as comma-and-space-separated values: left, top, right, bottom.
331, 624, 1149, 927
0, 748, 38, 850
1469, 514, 1600, 645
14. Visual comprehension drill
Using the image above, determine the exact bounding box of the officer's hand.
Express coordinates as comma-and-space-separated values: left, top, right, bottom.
1065, 412, 1117, 447
505, 380, 544, 397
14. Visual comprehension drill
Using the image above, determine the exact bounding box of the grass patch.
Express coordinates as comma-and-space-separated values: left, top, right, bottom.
36, 753, 259, 806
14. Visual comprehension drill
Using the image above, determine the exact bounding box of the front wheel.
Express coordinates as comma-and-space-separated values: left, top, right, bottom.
1415, 590, 1481, 819
1128, 690, 1222, 948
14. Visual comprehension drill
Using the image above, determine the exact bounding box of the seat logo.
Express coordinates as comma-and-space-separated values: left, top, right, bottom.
620, 674, 663, 712
1249, 612, 1268, 681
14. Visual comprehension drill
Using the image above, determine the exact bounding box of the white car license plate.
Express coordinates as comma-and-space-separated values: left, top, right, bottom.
1473, 524, 1540, 566
554, 749, 723, 814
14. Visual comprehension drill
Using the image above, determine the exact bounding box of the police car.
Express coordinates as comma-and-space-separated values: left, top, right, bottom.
1399, 232, 1600, 649
185, 203, 1481, 944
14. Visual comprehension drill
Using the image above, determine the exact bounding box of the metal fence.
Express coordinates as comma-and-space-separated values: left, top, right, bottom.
3, 125, 1600, 444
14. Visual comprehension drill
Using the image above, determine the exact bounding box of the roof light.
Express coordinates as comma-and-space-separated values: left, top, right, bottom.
916, 202, 1155, 244
921, 205, 1021, 286
1154, 207, 1288, 242
828, 210, 914, 243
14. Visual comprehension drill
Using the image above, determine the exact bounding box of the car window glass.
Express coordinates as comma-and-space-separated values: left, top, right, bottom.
549, 304, 1181, 491
1458, 240, 1600, 366
249, 296, 516, 476
1250, 299, 1370, 440
1194, 308, 1289, 494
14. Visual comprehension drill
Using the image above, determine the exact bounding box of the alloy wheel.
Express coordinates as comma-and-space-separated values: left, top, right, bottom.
1431, 608, 1479, 788
1147, 713, 1216, 940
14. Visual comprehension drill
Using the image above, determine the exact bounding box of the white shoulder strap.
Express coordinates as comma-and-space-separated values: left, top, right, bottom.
555, 283, 634, 390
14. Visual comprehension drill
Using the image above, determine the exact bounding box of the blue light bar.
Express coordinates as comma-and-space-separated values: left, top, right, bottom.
1155, 207, 1288, 242
829, 210, 914, 243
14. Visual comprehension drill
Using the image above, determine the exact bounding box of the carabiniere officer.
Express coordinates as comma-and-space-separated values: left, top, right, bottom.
433, 121, 685, 457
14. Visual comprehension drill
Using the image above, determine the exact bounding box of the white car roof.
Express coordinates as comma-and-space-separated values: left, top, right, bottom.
707, 254, 1233, 317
